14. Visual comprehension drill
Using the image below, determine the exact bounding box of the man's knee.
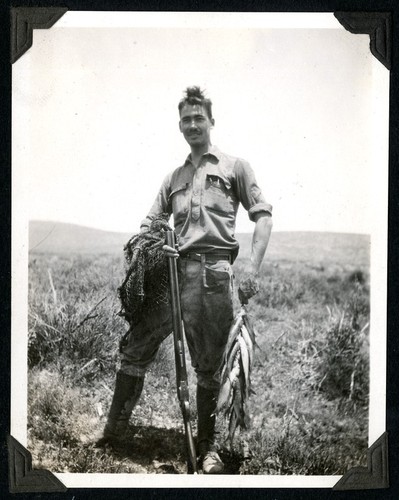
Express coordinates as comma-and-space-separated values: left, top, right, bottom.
120, 359, 150, 378
196, 373, 220, 392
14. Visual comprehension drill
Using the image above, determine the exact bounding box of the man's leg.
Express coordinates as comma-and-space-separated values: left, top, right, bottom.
97, 303, 172, 445
180, 258, 234, 473
97, 371, 144, 445
196, 384, 224, 473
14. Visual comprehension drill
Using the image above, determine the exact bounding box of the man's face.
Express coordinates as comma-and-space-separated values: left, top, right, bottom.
179, 104, 215, 148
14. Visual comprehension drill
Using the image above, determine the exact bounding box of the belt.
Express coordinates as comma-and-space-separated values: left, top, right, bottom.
180, 252, 232, 264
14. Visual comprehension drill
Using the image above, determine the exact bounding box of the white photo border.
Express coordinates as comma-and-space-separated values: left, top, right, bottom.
11, 11, 389, 490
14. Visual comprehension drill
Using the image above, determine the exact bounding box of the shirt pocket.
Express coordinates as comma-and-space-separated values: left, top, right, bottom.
169, 183, 190, 222
204, 174, 234, 216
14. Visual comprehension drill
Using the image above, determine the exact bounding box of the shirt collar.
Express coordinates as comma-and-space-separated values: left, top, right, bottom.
184, 145, 221, 166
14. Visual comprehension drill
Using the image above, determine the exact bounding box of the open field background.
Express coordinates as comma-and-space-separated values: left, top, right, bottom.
27, 222, 370, 475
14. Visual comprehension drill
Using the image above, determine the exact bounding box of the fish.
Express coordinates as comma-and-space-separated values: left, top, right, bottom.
216, 347, 241, 412
224, 313, 244, 362
243, 313, 257, 346
215, 306, 259, 443
237, 335, 250, 398
220, 341, 240, 383
241, 324, 253, 368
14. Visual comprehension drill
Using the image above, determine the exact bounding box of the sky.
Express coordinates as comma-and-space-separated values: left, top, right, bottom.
12, 12, 389, 234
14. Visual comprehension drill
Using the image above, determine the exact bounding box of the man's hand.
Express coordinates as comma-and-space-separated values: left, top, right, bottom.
163, 244, 179, 259
238, 274, 260, 304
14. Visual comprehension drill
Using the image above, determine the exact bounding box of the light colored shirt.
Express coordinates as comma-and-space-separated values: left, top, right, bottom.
141, 145, 272, 254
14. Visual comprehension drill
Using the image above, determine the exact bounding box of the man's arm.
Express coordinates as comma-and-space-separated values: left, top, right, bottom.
250, 212, 273, 275
239, 212, 273, 303
140, 173, 172, 233
139, 173, 179, 257
233, 159, 273, 302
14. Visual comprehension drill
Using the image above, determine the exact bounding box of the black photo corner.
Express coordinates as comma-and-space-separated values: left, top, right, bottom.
1, 0, 399, 499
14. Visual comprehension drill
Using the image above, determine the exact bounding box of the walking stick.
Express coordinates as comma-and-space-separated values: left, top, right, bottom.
165, 230, 198, 474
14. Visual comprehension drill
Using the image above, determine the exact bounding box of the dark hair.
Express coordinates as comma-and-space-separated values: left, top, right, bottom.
178, 86, 213, 119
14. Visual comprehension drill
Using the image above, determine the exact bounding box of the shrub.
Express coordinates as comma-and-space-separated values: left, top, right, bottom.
28, 254, 125, 377
28, 369, 99, 446
317, 297, 369, 406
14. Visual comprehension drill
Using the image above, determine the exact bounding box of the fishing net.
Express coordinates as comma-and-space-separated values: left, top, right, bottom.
118, 213, 172, 326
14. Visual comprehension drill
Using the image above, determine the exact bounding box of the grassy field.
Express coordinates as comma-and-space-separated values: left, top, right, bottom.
27, 227, 370, 475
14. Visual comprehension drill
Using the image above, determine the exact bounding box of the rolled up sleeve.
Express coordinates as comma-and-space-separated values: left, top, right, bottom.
140, 173, 173, 230
234, 160, 273, 221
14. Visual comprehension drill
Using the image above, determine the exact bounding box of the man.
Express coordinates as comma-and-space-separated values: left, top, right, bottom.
99, 87, 273, 474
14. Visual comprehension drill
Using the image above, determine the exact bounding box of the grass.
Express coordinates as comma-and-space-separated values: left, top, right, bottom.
27, 233, 370, 475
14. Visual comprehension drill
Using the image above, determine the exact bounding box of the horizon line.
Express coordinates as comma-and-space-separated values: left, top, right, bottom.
28, 219, 371, 237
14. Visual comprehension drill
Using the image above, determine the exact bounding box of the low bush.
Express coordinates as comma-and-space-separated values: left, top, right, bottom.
28, 369, 99, 446
28, 255, 125, 377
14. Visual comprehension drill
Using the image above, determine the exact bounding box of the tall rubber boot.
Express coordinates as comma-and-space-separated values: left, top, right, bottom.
96, 371, 144, 446
196, 384, 218, 455
196, 384, 224, 473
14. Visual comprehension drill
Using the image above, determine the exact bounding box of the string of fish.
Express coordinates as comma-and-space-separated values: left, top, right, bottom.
215, 305, 257, 446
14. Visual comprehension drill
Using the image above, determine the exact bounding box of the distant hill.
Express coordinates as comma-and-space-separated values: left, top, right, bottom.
29, 220, 370, 267
29, 221, 132, 255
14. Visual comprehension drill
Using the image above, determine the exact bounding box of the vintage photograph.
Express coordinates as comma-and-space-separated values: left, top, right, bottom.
11, 12, 388, 488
